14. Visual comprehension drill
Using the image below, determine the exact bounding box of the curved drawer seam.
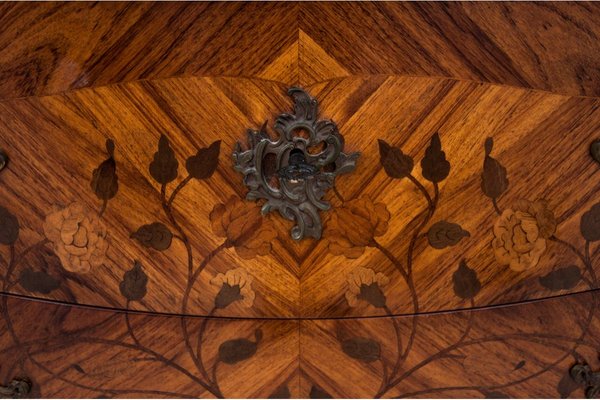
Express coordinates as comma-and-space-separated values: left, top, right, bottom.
1, 288, 598, 321
0, 73, 598, 106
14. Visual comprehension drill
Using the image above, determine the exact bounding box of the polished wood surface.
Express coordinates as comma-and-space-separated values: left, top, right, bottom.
1, 74, 599, 318
1, 2, 600, 398
0, 291, 598, 398
0, 3, 599, 99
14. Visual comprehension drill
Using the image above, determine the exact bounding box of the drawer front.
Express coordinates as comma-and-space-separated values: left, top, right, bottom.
0, 2, 600, 398
0, 291, 598, 398
1, 77, 599, 319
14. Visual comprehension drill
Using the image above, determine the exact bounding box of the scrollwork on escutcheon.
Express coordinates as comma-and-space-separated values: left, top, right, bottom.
233, 87, 360, 241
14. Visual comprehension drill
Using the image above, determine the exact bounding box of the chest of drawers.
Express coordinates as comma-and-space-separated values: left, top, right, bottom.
1, 2, 600, 398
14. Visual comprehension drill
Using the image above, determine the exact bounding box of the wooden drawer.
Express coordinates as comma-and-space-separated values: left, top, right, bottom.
0, 2, 599, 398
0, 292, 598, 398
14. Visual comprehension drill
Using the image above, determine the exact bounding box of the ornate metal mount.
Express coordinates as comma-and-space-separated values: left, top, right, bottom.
233, 87, 360, 240
570, 362, 600, 398
0, 378, 31, 399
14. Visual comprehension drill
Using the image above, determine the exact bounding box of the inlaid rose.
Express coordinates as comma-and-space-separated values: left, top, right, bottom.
209, 196, 277, 259
326, 197, 390, 259
492, 199, 556, 271
43, 203, 108, 274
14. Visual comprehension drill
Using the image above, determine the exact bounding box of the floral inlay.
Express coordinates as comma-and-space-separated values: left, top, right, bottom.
345, 267, 389, 308
492, 199, 556, 271
326, 197, 390, 259
211, 268, 255, 309
0, 205, 19, 245
0, 87, 599, 399
209, 196, 277, 260
43, 202, 108, 274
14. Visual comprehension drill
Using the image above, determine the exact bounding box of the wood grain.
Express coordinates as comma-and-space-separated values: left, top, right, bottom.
0, 290, 597, 398
1, 3, 600, 99
1, 3, 599, 398
300, 290, 600, 399
300, 2, 600, 95
0, 77, 302, 318
300, 75, 600, 317
1, 75, 600, 318
0, 2, 299, 99
0, 294, 300, 398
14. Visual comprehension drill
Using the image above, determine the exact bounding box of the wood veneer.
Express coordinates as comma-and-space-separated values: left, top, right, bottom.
0, 291, 598, 398
0, 3, 599, 99
1, 75, 599, 318
0, 1, 600, 398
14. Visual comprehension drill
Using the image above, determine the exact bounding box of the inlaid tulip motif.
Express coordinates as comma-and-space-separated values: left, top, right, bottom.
345, 267, 389, 308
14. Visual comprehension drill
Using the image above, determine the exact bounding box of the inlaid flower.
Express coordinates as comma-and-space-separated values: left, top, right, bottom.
211, 268, 255, 309
0, 206, 19, 245
345, 267, 389, 308
43, 203, 108, 274
209, 196, 277, 259
326, 197, 390, 258
492, 199, 556, 271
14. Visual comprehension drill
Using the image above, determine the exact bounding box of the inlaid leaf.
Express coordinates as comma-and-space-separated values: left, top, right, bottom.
186, 140, 221, 179
558, 370, 579, 398
90, 139, 118, 201
481, 137, 508, 199
514, 360, 526, 370
72, 364, 86, 374
218, 329, 262, 364
0, 205, 19, 245
18, 269, 60, 294
453, 260, 481, 299
341, 337, 381, 362
378, 139, 414, 179
149, 135, 179, 185
309, 386, 332, 399
539, 266, 581, 291
130, 222, 173, 251
421, 133, 450, 183
581, 202, 600, 242
427, 221, 470, 249
269, 385, 291, 399
591, 140, 600, 164
119, 261, 148, 301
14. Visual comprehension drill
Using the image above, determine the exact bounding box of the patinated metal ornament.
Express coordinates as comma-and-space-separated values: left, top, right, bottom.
0, 378, 31, 398
233, 87, 360, 241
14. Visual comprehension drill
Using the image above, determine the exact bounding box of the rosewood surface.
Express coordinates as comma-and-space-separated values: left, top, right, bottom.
0, 291, 598, 398
0, 2, 600, 398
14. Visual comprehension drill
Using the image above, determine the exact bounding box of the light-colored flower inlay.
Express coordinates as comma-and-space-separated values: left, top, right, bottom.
210, 196, 277, 260
43, 202, 108, 274
326, 197, 390, 259
492, 199, 556, 272
345, 267, 390, 308
210, 268, 255, 309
